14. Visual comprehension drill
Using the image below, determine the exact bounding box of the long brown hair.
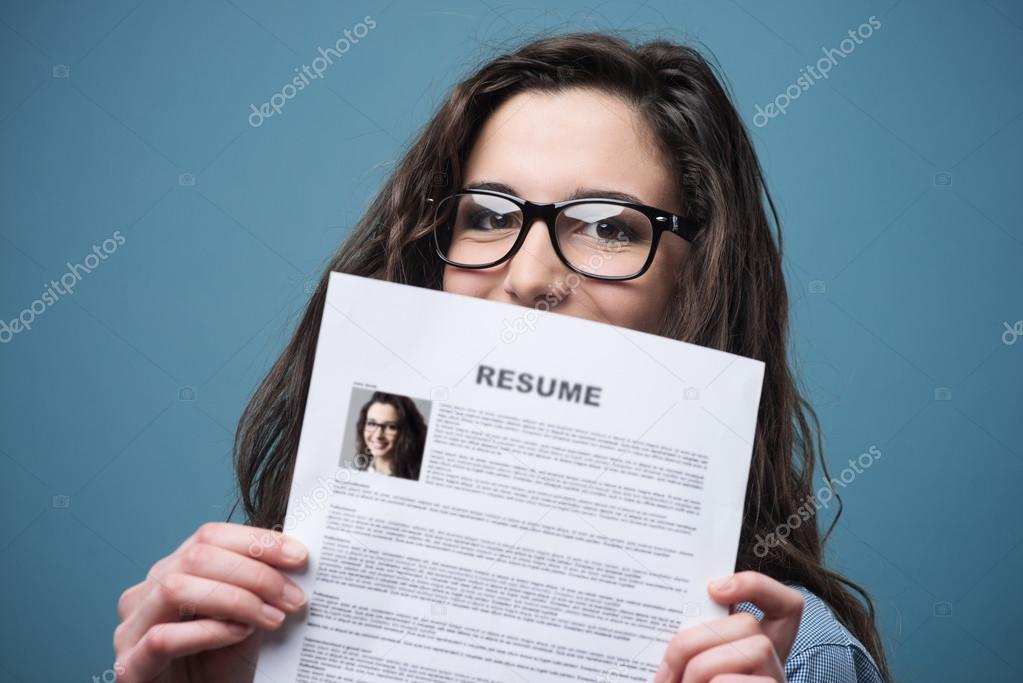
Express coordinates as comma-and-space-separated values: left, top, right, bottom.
232, 30, 889, 679
353, 392, 427, 479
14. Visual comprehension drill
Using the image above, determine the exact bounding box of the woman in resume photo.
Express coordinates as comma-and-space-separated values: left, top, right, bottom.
112, 31, 890, 683
352, 392, 427, 479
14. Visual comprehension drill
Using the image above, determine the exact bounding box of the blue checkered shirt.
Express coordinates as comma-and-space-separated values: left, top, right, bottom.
735, 584, 884, 682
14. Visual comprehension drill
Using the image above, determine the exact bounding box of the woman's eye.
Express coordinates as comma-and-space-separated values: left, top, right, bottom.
582, 219, 635, 243
470, 210, 517, 231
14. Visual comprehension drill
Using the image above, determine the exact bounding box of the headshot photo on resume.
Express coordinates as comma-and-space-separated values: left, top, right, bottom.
343, 389, 429, 480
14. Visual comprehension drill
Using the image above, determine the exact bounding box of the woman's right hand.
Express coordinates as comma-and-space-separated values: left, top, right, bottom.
113, 522, 309, 683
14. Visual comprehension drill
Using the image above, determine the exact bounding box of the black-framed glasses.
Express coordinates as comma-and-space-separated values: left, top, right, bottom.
364, 419, 400, 435
427, 188, 702, 281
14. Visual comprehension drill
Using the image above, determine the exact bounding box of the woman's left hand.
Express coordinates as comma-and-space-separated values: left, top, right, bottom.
654, 571, 805, 683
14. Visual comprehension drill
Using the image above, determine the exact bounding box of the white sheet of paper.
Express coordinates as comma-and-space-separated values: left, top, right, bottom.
254, 271, 765, 683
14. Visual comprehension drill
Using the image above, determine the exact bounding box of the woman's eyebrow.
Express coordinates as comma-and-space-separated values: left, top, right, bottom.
571, 187, 645, 204
463, 180, 645, 205
463, 180, 513, 194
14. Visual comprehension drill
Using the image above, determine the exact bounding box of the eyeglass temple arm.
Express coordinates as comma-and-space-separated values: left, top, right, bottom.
658, 213, 702, 242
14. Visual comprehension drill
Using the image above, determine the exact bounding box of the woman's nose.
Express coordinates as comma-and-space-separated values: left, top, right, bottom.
502, 219, 573, 304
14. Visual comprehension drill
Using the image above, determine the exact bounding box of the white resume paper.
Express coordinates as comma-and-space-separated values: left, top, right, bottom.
255, 272, 765, 683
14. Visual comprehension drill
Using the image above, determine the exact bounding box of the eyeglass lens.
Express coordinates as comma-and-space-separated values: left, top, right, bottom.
365, 420, 399, 433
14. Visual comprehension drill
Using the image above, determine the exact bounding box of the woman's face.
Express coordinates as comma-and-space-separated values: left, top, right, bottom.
442, 87, 691, 333
363, 402, 400, 458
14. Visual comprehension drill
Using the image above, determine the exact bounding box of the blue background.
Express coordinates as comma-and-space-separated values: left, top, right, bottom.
1, 0, 1021, 680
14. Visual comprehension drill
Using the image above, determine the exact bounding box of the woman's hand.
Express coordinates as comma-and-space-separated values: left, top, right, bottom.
112, 522, 309, 683
655, 571, 804, 683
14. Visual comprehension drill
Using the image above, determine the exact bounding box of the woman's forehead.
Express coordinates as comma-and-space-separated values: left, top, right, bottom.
367, 402, 398, 418
463, 88, 677, 212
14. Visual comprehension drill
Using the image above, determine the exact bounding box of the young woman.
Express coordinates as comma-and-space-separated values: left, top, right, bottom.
112, 31, 890, 683
352, 392, 427, 478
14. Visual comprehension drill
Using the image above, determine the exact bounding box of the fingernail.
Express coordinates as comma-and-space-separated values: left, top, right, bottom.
227, 621, 254, 637
282, 583, 306, 608
711, 575, 733, 591
281, 539, 307, 561
654, 660, 669, 683
262, 603, 286, 624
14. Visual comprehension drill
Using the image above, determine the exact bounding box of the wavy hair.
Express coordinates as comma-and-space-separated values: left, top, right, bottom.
232, 30, 889, 680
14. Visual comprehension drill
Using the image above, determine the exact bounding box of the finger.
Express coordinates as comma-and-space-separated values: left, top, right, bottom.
118, 581, 153, 620
115, 619, 254, 683
176, 522, 309, 569
131, 523, 306, 615
154, 541, 306, 612
145, 554, 171, 582
707, 572, 804, 662
659, 613, 762, 682
708, 676, 777, 683
707, 572, 804, 617
681, 634, 784, 683
115, 572, 286, 651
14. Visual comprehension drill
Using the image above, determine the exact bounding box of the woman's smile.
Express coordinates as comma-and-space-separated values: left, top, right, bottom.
368, 435, 392, 454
